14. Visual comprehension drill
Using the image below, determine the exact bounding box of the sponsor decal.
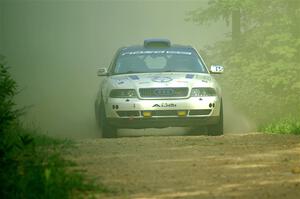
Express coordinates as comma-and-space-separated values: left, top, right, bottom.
139, 81, 151, 84
152, 76, 173, 83
166, 51, 192, 55
185, 74, 194, 79
152, 103, 177, 108
129, 75, 139, 80
112, 77, 128, 81
121, 50, 192, 56
112, 78, 127, 85
196, 75, 211, 81
122, 51, 165, 56
176, 80, 189, 83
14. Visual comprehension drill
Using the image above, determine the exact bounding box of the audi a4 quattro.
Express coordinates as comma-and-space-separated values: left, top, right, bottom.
95, 39, 224, 138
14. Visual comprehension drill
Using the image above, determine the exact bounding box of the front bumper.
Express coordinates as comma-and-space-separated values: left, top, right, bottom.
104, 96, 221, 128
107, 117, 220, 129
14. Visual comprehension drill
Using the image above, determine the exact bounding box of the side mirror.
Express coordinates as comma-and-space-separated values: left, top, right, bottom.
97, 68, 108, 76
210, 65, 224, 74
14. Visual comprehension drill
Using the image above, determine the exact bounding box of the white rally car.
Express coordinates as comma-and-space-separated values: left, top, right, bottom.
95, 39, 224, 138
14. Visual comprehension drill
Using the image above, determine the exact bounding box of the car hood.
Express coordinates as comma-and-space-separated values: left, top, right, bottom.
108, 73, 217, 89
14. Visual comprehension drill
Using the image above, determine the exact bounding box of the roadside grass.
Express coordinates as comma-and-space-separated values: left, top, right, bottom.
1, 125, 110, 199
261, 118, 300, 135
20, 126, 74, 147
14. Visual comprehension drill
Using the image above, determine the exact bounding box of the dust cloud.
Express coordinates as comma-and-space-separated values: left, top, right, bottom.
0, 0, 252, 138
223, 97, 257, 134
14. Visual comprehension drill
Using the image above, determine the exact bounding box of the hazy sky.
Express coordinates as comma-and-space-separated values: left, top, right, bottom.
0, 0, 228, 137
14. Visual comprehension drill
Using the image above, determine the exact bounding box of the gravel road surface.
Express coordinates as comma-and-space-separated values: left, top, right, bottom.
69, 133, 300, 199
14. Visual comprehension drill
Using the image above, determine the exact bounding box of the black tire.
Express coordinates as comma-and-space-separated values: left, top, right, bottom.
95, 100, 117, 138
207, 100, 224, 136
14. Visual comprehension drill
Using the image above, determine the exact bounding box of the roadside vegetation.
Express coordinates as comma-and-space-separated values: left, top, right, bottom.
0, 60, 103, 198
260, 118, 300, 135
188, 0, 300, 132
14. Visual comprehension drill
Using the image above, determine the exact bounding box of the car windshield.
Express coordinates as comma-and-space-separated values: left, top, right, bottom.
113, 50, 208, 74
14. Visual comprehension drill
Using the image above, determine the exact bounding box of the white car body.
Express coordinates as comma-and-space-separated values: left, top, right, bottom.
95, 39, 223, 137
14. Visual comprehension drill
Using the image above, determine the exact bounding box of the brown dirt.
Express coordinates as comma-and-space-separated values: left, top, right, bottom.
68, 133, 300, 199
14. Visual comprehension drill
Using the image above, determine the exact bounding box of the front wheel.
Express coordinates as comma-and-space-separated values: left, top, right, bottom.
207, 101, 223, 136
96, 101, 117, 138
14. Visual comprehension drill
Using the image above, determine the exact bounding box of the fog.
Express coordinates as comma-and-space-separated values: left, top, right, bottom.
0, 0, 252, 138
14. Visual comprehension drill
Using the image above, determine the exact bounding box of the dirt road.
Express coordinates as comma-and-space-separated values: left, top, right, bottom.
69, 133, 300, 199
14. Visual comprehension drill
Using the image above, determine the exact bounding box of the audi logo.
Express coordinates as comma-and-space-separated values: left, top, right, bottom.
154, 88, 175, 96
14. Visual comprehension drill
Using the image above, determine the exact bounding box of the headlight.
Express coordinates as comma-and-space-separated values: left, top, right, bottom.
109, 89, 137, 98
191, 88, 217, 97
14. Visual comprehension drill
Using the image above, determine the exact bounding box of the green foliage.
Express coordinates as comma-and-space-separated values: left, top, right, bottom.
189, 0, 300, 124
1, 128, 101, 199
0, 60, 104, 198
20, 127, 74, 147
0, 62, 18, 133
261, 118, 300, 135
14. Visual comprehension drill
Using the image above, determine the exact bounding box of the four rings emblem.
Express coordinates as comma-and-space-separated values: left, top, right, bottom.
154, 88, 175, 96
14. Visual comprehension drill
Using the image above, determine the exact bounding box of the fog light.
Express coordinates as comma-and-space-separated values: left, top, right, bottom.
177, 110, 187, 117
142, 111, 152, 117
